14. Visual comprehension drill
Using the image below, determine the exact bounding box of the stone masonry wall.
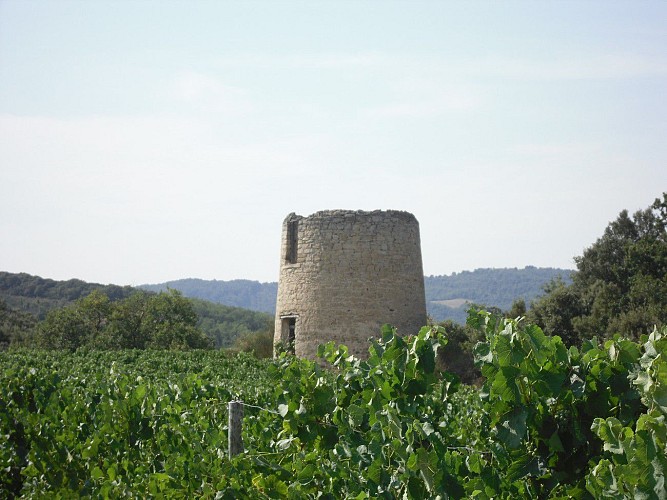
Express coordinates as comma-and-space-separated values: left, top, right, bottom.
274, 209, 427, 360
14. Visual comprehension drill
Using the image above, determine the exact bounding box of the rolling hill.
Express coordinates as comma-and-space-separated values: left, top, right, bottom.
1, 267, 574, 346
140, 266, 573, 324
0, 272, 272, 348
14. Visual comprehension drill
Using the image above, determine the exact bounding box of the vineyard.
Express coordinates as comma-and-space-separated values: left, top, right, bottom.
2, 312, 666, 498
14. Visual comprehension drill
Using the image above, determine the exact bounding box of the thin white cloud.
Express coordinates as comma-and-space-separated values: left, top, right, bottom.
463, 53, 667, 81
508, 142, 602, 158
161, 71, 254, 114
211, 49, 667, 81
212, 51, 391, 70
198, 49, 667, 123
362, 91, 482, 118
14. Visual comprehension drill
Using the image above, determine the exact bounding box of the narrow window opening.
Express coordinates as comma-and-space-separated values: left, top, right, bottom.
286, 220, 298, 264
281, 317, 297, 354
288, 318, 296, 346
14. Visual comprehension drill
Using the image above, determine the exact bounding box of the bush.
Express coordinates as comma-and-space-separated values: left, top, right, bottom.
231, 329, 274, 358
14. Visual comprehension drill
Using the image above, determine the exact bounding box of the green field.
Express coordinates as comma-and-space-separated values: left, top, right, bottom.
2, 317, 666, 498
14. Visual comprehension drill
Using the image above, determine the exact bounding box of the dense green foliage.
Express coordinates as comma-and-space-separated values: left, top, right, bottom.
435, 319, 484, 385
0, 273, 273, 349
530, 193, 667, 345
189, 298, 273, 349
0, 349, 274, 497
471, 313, 667, 497
34, 289, 212, 350
230, 329, 275, 358
3, 315, 665, 497
0, 299, 37, 349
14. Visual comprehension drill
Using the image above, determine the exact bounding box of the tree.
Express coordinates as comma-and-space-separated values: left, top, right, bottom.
36, 291, 111, 350
231, 329, 275, 358
505, 298, 527, 320
105, 292, 151, 349
435, 316, 484, 385
142, 289, 212, 349
0, 299, 37, 348
530, 193, 667, 344
527, 278, 585, 347
34, 289, 212, 350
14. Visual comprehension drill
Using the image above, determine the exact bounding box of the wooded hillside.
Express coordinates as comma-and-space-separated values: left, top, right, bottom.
0, 272, 136, 320
141, 278, 278, 314
0, 272, 272, 349
141, 267, 573, 323
425, 266, 572, 323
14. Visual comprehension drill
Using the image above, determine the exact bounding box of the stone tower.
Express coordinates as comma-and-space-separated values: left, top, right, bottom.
274, 209, 427, 360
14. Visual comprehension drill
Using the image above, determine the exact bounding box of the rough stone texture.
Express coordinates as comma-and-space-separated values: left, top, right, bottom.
274, 209, 427, 360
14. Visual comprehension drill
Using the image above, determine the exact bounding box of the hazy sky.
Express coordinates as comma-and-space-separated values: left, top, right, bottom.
1, 1, 666, 285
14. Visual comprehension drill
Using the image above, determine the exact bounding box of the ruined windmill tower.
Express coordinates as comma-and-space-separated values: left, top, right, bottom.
274, 209, 427, 360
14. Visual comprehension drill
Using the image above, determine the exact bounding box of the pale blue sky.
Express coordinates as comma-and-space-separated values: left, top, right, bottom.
1, 1, 665, 285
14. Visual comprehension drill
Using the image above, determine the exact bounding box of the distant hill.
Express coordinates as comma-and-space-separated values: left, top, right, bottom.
0, 272, 272, 348
425, 266, 573, 323
141, 266, 573, 324
140, 279, 278, 314
1, 268, 574, 344
0, 271, 137, 320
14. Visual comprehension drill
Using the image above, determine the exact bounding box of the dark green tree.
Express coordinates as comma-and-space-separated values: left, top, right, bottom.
436, 317, 484, 384
0, 299, 37, 348
35, 289, 212, 350
528, 278, 585, 347
505, 298, 527, 320
36, 290, 112, 350
530, 193, 667, 344
231, 329, 275, 358
105, 292, 152, 349
142, 289, 212, 349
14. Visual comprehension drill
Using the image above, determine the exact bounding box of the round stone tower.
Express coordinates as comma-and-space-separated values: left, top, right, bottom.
274, 209, 427, 360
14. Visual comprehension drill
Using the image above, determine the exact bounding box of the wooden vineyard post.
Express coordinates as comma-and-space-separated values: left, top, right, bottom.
228, 400, 244, 458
